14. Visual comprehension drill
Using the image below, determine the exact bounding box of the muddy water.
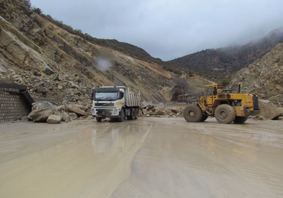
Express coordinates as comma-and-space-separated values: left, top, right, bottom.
0, 118, 283, 198
0, 120, 152, 198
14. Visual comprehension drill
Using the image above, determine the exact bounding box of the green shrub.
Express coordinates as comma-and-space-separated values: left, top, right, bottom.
32, 7, 42, 14
221, 78, 230, 86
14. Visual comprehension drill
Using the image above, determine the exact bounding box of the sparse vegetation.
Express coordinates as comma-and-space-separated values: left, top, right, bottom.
32, 7, 42, 15
221, 77, 231, 86
19, 0, 31, 8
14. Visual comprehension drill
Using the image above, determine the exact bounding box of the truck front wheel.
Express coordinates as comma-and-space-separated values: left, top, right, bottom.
118, 109, 125, 122
96, 117, 102, 122
183, 104, 203, 122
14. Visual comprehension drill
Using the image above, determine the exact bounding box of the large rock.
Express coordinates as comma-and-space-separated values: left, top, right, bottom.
28, 108, 54, 122
32, 101, 55, 111
257, 100, 282, 120
47, 115, 61, 124
29, 101, 62, 122
155, 110, 165, 115
66, 104, 88, 116
68, 112, 78, 121
36, 87, 48, 93
62, 112, 70, 123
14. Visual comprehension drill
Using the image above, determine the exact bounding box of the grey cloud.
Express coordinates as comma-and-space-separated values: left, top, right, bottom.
31, 0, 283, 61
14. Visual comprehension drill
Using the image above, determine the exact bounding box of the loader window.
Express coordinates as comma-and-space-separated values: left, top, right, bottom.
207, 87, 212, 96
213, 87, 217, 95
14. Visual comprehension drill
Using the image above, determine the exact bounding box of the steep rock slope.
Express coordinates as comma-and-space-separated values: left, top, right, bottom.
230, 43, 283, 106
168, 28, 283, 74
0, 0, 205, 104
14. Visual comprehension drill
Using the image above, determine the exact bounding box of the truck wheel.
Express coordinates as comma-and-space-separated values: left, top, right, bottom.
127, 108, 134, 120
183, 104, 203, 122
96, 117, 102, 122
118, 109, 125, 122
215, 104, 236, 124
200, 114, 208, 122
233, 116, 248, 124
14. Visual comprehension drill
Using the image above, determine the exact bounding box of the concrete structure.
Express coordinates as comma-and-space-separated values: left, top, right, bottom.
0, 83, 34, 123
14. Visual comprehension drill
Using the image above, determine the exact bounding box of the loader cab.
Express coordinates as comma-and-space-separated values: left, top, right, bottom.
205, 84, 219, 105
205, 84, 229, 106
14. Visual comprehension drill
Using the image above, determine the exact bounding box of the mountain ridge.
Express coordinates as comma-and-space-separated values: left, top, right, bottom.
168, 27, 283, 74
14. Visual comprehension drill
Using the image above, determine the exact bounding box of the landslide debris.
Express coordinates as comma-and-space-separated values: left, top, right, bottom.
0, 0, 205, 106
230, 43, 283, 107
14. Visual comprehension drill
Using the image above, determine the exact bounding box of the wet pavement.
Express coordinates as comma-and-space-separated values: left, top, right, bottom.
0, 118, 283, 197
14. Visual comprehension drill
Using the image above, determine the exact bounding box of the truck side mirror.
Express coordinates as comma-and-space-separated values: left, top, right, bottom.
91, 92, 95, 100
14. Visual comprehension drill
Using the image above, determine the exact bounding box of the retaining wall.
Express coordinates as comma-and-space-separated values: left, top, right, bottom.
0, 84, 33, 123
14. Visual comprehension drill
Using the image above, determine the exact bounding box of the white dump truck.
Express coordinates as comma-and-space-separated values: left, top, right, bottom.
91, 86, 140, 122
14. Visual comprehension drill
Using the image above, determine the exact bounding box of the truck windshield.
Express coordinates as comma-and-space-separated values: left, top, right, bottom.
94, 92, 118, 101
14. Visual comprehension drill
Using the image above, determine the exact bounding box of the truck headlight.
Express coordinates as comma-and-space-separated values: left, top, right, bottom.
112, 109, 118, 115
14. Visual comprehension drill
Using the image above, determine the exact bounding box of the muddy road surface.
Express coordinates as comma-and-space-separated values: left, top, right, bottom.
0, 118, 283, 198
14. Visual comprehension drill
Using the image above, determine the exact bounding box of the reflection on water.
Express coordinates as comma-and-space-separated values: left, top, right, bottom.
0, 121, 153, 198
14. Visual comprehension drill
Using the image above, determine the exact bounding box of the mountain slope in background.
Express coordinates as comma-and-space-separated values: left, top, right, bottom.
0, 0, 211, 104
168, 28, 283, 74
230, 42, 283, 106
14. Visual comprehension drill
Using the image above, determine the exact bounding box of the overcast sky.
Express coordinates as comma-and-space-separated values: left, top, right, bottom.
30, 0, 283, 61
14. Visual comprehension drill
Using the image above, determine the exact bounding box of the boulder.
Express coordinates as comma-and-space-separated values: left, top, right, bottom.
66, 104, 87, 116
36, 87, 48, 93
155, 110, 166, 115
47, 115, 61, 124
57, 84, 63, 90
32, 101, 55, 111
56, 105, 65, 111
258, 100, 282, 120
62, 112, 70, 123
28, 108, 54, 122
57, 73, 65, 81
170, 108, 178, 114
147, 105, 155, 111
43, 63, 54, 75
29, 101, 62, 122
68, 112, 78, 121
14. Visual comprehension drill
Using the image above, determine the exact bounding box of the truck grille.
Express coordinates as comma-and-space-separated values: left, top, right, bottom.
253, 95, 259, 110
95, 103, 114, 106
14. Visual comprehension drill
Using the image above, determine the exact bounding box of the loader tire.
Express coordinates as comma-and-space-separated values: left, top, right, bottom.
183, 104, 203, 122
215, 104, 236, 124
233, 116, 248, 124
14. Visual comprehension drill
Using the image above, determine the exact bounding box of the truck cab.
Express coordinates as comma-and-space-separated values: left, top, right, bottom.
91, 86, 140, 122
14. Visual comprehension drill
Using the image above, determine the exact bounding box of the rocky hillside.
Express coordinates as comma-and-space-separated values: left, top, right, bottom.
168, 27, 283, 74
0, 0, 211, 105
230, 43, 283, 107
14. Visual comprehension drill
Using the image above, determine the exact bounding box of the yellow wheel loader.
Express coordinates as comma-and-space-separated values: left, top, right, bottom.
183, 84, 260, 124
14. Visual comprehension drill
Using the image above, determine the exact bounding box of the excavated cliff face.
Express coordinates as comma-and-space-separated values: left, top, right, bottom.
230, 43, 283, 106
0, 0, 207, 104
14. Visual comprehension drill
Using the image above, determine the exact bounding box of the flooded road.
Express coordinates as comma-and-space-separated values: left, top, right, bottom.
0, 118, 283, 197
